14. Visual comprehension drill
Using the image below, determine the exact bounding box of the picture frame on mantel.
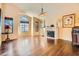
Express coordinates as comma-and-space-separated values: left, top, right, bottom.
62, 14, 75, 28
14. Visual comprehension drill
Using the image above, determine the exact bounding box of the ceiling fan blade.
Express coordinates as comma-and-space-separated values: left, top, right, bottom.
39, 12, 47, 16
43, 12, 48, 16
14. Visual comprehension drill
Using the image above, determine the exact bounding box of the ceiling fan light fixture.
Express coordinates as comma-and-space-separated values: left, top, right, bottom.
39, 4, 47, 16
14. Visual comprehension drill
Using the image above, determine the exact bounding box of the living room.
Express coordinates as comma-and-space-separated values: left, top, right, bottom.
0, 3, 79, 56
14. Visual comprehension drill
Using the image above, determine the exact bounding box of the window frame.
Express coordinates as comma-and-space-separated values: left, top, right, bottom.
20, 16, 29, 32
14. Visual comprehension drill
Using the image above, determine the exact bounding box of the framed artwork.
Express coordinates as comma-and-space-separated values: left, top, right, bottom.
62, 14, 75, 28
4, 17, 13, 34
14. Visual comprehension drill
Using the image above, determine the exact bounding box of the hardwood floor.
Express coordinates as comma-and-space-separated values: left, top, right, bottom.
0, 36, 79, 56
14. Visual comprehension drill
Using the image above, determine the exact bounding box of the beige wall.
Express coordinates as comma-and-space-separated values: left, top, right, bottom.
42, 4, 79, 41
58, 13, 79, 41
1, 4, 24, 41
1, 3, 40, 41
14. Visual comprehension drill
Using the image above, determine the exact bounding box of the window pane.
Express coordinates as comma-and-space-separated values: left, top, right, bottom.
20, 16, 29, 32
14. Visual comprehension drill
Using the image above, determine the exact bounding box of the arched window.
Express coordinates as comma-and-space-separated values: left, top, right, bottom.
20, 16, 29, 32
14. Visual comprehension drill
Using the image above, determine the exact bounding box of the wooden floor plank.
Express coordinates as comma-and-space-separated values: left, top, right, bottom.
0, 37, 79, 56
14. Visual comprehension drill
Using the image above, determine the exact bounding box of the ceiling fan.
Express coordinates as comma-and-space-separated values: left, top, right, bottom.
39, 4, 48, 28
39, 4, 47, 16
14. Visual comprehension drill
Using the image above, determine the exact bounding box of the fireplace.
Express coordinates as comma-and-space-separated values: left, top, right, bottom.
47, 31, 55, 38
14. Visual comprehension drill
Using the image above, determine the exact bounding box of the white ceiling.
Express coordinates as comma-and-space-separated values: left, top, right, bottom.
14, 3, 79, 25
